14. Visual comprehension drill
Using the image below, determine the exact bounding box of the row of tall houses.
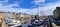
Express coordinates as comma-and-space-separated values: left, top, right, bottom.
0, 12, 4, 20
4, 12, 16, 19
0, 12, 31, 24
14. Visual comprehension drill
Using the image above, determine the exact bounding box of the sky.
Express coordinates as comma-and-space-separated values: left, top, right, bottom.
0, 0, 60, 16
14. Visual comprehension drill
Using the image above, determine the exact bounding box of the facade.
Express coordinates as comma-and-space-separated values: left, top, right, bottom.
4, 12, 16, 19
0, 12, 7, 27
15, 13, 31, 24
0, 12, 31, 25
0, 12, 4, 20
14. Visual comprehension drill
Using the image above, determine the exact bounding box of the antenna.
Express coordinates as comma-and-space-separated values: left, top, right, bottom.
32, 9, 33, 15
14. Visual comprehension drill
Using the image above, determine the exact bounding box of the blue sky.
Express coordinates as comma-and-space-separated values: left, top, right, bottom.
0, 0, 60, 16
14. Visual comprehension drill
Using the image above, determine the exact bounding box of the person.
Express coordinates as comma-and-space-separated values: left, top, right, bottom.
49, 7, 60, 27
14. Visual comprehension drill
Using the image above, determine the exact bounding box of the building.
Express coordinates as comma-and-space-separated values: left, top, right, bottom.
0, 11, 32, 24
4, 12, 16, 19
16, 13, 31, 24
0, 12, 4, 20
0, 12, 7, 27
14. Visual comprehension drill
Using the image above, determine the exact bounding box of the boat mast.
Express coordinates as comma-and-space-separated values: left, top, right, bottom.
37, 5, 39, 16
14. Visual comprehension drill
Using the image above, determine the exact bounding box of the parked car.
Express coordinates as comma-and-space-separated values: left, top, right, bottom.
28, 18, 47, 27
6, 18, 22, 27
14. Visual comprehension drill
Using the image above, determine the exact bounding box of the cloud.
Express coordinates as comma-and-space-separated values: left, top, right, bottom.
35, 1, 60, 15
5, 2, 19, 8
0, 0, 60, 16
0, 0, 8, 4
0, 0, 25, 12
29, 1, 60, 15
0, 3, 26, 12
0, 0, 8, 2
31, 0, 60, 15
32, 0, 45, 5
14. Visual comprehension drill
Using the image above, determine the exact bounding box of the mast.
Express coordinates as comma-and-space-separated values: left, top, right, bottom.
36, 5, 39, 16
32, 9, 33, 15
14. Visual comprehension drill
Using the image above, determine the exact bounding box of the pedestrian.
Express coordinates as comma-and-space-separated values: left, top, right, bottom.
48, 7, 60, 27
